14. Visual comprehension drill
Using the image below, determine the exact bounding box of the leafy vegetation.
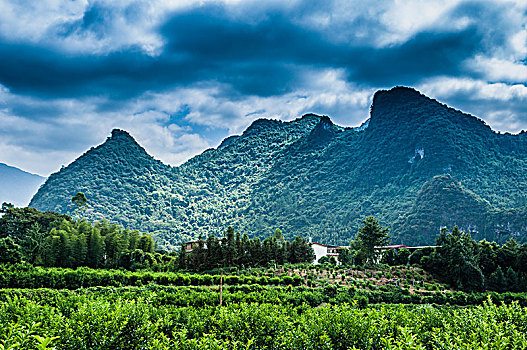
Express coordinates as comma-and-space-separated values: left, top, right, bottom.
0, 204, 156, 269
419, 226, 527, 292
2, 210, 527, 348
353, 216, 390, 264
2, 288, 527, 349
29, 87, 527, 249
0, 204, 314, 272
182, 227, 314, 271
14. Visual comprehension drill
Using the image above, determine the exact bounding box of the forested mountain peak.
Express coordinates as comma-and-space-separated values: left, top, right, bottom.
29, 127, 167, 223
30, 87, 527, 249
242, 113, 325, 137
372, 86, 424, 104
109, 128, 136, 143
243, 118, 283, 136
369, 86, 491, 135
103, 129, 154, 158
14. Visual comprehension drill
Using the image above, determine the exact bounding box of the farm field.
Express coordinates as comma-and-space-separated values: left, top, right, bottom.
3, 206, 527, 349
2, 265, 527, 349
0, 263, 448, 292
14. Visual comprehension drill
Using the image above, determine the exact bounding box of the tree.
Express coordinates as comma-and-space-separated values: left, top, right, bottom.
72, 192, 88, 213
205, 234, 222, 270
0, 237, 23, 264
355, 216, 390, 265
190, 234, 206, 271
288, 236, 315, 264
434, 226, 483, 291
319, 255, 336, 265
337, 247, 351, 265
239, 233, 251, 266
496, 238, 518, 270
488, 266, 506, 292
117, 249, 156, 271
19, 223, 46, 264
179, 243, 187, 270
505, 267, 519, 291
223, 226, 237, 267
71, 233, 88, 267
0, 206, 70, 243
86, 229, 104, 268
477, 239, 498, 276
138, 235, 155, 253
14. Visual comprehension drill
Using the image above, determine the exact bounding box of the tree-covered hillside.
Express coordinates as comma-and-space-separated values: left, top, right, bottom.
29, 87, 527, 249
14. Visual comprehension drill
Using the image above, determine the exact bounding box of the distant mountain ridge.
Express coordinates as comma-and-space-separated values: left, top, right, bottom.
0, 163, 45, 207
30, 87, 527, 249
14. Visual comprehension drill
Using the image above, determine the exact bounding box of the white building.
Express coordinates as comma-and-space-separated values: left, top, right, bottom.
311, 242, 341, 264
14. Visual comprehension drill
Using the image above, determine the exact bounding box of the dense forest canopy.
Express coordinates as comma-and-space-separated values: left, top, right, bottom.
0, 203, 156, 269
29, 87, 527, 249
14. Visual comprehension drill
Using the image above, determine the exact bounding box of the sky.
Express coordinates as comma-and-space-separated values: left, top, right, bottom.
0, 0, 526, 176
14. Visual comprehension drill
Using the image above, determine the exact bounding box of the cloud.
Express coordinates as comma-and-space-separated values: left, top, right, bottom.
0, 0, 526, 175
0, 0, 523, 98
0, 1, 487, 99
468, 56, 527, 83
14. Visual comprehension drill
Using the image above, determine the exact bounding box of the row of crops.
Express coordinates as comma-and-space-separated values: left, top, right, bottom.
1, 285, 527, 349
3, 264, 527, 349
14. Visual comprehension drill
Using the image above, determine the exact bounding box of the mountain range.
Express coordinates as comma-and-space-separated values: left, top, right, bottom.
29, 87, 527, 249
0, 163, 45, 207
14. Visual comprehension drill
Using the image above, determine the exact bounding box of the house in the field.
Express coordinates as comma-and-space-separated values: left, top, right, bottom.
310, 242, 342, 264
311, 242, 439, 265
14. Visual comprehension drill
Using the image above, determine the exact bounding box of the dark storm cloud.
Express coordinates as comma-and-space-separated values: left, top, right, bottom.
347, 29, 482, 85
0, 2, 487, 101
0, 41, 199, 99
162, 3, 484, 86
0, 0, 525, 177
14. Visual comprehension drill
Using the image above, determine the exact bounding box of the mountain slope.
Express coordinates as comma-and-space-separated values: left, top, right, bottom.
30, 87, 527, 249
29, 129, 179, 246
0, 163, 45, 207
394, 174, 523, 244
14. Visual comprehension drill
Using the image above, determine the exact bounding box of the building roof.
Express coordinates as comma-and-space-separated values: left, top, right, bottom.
375, 244, 409, 249
311, 242, 347, 248
375, 245, 440, 250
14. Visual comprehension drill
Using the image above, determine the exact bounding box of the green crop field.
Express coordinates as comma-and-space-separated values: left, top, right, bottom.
1, 283, 527, 349
2, 263, 527, 350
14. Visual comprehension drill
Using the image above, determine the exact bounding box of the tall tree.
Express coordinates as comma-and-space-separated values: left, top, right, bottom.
179, 242, 187, 270
86, 229, 104, 268
19, 223, 46, 264
355, 216, 390, 265
477, 239, 498, 277
434, 226, 483, 290
288, 236, 315, 264
337, 247, 351, 265
223, 226, 237, 267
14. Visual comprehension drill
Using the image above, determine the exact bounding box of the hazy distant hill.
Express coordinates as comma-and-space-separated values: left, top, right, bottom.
30, 87, 527, 249
0, 163, 45, 207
